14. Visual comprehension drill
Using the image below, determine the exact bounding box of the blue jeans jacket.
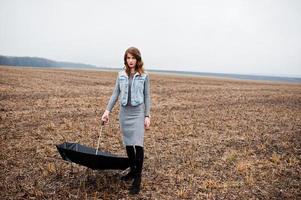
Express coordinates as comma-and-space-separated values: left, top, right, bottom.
119, 70, 147, 106
106, 70, 150, 115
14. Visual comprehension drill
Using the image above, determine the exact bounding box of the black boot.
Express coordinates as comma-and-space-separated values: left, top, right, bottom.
121, 146, 136, 181
129, 146, 144, 195
129, 174, 141, 194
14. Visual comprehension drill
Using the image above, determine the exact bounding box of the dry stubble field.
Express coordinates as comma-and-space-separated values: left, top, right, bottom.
0, 66, 300, 199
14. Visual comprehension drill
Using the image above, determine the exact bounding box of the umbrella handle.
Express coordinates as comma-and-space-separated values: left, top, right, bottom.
95, 121, 105, 155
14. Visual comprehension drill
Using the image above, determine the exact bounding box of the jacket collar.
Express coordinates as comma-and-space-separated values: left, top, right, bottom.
120, 70, 140, 78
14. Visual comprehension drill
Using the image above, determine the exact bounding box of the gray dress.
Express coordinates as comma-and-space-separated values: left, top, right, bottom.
106, 73, 150, 147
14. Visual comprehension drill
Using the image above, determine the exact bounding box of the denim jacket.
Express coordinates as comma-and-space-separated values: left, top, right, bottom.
119, 70, 147, 106
106, 70, 151, 116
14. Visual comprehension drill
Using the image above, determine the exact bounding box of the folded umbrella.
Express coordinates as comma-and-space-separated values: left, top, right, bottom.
56, 123, 129, 170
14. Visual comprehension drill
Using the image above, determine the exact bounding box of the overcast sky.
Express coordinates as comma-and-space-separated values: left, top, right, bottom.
1, 0, 300, 76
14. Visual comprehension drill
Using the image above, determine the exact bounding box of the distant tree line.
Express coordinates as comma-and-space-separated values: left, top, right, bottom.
0, 55, 97, 68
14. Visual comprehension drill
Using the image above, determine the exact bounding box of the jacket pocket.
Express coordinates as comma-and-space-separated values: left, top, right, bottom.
119, 78, 127, 91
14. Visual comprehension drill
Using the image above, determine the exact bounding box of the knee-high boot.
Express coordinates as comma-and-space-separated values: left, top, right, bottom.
121, 146, 136, 181
129, 146, 144, 194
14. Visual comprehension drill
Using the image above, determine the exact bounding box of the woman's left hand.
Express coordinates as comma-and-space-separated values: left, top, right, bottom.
144, 117, 150, 129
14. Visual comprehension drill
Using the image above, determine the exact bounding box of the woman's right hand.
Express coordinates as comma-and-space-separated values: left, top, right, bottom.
101, 110, 110, 125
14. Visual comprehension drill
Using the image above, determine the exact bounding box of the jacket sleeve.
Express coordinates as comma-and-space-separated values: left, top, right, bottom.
144, 74, 151, 117
106, 75, 120, 112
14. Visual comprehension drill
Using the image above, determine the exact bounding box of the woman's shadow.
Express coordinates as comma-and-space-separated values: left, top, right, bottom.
53, 165, 131, 198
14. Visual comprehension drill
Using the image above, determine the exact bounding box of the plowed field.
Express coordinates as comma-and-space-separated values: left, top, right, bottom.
1, 66, 300, 199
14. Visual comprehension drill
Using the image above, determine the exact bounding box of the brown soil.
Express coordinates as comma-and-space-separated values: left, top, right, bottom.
0, 66, 300, 199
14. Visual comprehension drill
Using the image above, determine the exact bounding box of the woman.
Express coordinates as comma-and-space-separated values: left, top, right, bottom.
101, 47, 151, 195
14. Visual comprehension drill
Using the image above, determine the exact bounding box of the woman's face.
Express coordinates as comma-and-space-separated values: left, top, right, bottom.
126, 53, 137, 69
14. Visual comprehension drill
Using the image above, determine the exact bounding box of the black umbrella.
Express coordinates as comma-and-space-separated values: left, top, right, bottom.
56, 124, 129, 170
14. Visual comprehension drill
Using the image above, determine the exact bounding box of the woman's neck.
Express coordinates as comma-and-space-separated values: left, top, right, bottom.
130, 69, 135, 74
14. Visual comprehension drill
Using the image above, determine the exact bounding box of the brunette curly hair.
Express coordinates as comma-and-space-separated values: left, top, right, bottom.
124, 47, 145, 75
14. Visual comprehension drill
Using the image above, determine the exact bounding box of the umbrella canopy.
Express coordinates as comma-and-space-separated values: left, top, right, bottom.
56, 142, 129, 170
